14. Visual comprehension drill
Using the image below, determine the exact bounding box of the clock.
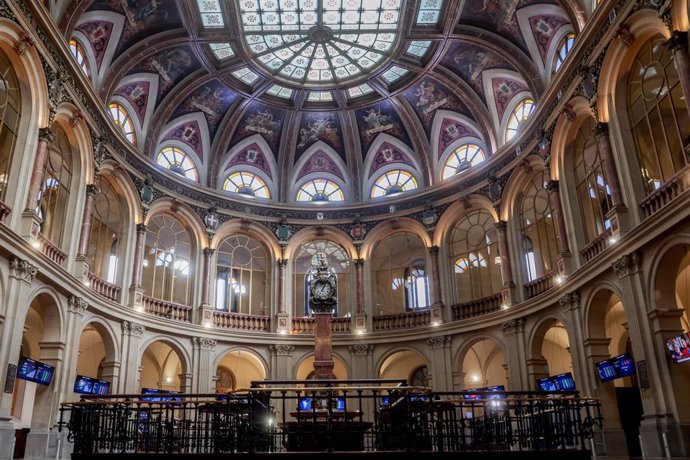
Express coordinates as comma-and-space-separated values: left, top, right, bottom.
313, 280, 334, 300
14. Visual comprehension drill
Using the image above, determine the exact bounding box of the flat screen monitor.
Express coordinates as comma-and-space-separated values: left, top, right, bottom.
141, 388, 177, 402
74, 375, 95, 394
335, 397, 346, 411
612, 354, 636, 378
462, 389, 481, 400
666, 333, 690, 364
553, 372, 576, 391
17, 357, 54, 386
380, 396, 390, 406
298, 397, 312, 411
537, 377, 557, 392
596, 358, 617, 382
486, 385, 506, 399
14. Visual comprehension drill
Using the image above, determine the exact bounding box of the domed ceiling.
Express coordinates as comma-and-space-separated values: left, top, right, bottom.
60, 0, 582, 205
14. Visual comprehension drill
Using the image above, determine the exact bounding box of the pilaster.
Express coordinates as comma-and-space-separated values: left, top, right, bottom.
426, 336, 452, 391
269, 344, 295, 381
119, 321, 145, 393
502, 318, 527, 389
192, 337, 217, 393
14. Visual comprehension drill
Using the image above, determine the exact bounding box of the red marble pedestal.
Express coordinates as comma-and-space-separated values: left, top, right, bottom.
313, 312, 334, 379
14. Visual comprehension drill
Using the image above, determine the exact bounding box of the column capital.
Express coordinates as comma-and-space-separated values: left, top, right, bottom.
85, 183, 99, 197
354, 258, 364, 267
426, 335, 451, 350
502, 318, 525, 336
136, 223, 147, 234
594, 121, 609, 137
278, 258, 289, 267
559, 291, 581, 311
68, 296, 88, 315
270, 344, 295, 356
428, 245, 440, 256
348, 344, 374, 356
38, 127, 55, 143
612, 252, 641, 279
193, 337, 217, 350
9, 258, 38, 283
496, 220, 508, 232
665, 30, 688, 52
545, 180, 559, 192
203, 247, 215, 258
121, 320, 145, 336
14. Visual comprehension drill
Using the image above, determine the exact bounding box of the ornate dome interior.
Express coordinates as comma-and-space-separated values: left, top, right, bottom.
61, 0, 583, 206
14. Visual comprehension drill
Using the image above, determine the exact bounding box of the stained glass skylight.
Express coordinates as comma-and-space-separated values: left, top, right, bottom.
382, 65, 409, 83
197, 0, 224, 27
406, 41, 431, 57
416, 0, 444, 25
232, 67, 260, 85
209, 43, 235, 60
266, 84, 294, 98
308, 91, 333, 102
238, 0, 403, 86
348, 84, 374, 98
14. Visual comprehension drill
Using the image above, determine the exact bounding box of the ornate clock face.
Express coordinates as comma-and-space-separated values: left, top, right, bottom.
313, 280, 334, 300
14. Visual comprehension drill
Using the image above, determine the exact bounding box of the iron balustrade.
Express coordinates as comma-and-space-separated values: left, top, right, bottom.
58, 380, 602, 455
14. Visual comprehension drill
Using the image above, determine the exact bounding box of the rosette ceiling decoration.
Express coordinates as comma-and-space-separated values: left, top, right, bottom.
61, 0, 583, 205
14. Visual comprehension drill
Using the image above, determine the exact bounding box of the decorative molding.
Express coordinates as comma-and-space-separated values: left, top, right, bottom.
193, 337, 217, 350
9, 258, 38, 283
502, 318, 525, 336
121, 320, 145, 336
612, 252, 641, 279
269, 344, 295, 356
348, 344, 374, 355
68, 296, 88, 315
559, 291, 581, 312
426, 335, 450, 349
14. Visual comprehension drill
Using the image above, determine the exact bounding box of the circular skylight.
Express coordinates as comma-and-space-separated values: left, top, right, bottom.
238, 0, 402, 86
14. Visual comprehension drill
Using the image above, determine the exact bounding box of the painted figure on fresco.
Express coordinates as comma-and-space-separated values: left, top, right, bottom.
245, 111, 281, 137
297, 116, 341, 150
147, 48, 193, 83
415, 81, 449, 118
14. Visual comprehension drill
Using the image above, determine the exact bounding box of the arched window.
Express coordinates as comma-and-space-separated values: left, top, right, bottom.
296, 179, 345, 202
505, 98, 534, 143
0, 51, 21, 203
87, 177, 125, 284
215, 235, 268, 315
156, 146, 199, 182
572, 117, 612, 242
553, 33, 575, 73
627, 35, 690, 195
520, 172, 559, 282
69, 38, 89, 75
371, 170, 418, 198
224, 171, 270, 198
449, 210, 502, 303
371, 232, 429, 313
108, 102, 136, 144
36, 124, 73, 247
442, 144, 485, 180
142, 214, 193, 305
293, 240, 351, 316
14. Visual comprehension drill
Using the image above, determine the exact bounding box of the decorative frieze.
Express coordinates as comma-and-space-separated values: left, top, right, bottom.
9, 258, 38, 283
559, 291, 581, 312
426, 335, 451, 350
270, 344, 295, 356
68, 296, 88, 315
502, 318, 525, 336
348, 344, 374, 356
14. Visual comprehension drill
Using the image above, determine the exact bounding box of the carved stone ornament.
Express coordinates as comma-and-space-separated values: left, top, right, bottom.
9, 258, 38, 283
270, 344, 295, 356
426, 335, 450, 349
502, 318, 525, 336
612, 252, 641, 279
348, 344, 374, 355
559, 291, 581, 311
193, 337, 217, 350
121, 321, 145, 336
68, 296, 88, 315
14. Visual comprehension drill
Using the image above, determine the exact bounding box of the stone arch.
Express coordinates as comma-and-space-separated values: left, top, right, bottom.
361, 217, 431, 261
376, 347, 430, 383
647, 233, 690, 314
285, 226, 357, 261
434, 194, 499, 248
429, 110, 487, 181
212, 219, 281, 259
550, 96, 592, 182
145, 197, 207, 249
214, 346, 268, 390
138, 336, 192, 392
294, 351, 350, 380
290, 141, 352, 201
454, 334, 508, 390
527, 314, 573, 381
23, 287, 65, 343
78, 316, 120, 363
499, 155, 548, 222
155, 137, 206, 185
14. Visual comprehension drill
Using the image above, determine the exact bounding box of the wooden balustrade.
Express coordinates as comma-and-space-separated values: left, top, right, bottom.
37, 233, 66, 266
580, 229, 611, 263
524, 270, 557, 299
640, 168, 688, 218
0, 200, 10, 222
213, 311, 270, 332
142, 296, 192, 322
291, 316, 352, 334
452, 293, 503, 320
372, 310, 430, 332
87, 272, 120, 301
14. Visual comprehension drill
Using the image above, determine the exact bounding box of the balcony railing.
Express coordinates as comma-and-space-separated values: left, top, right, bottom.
452, 293, 503, 320
142, 296, 192, 323
640, 167, 689, 218
37, 233, 66, 266
580, 229, 611, 263
213, 310, 270, 332
291, 316, 352, 334
524, 270, 557, 299
87, 272, 120, 302
373, 310, 430, 331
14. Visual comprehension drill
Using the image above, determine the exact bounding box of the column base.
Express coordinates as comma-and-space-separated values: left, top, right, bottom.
0, 418, 16, 460
599, 428, 629, 457
20, 210, 41, 242
74, 255, 90, 284
430, 302, 443, 326
24, 429, 63, 460
606, 204, 629, 236
353, 313, 367, 334
639, 415, 690, 457
276, 312, 290, 334
501, 283, 516, 308
128, 285, 145, 312
199, 304, 214, 327
557, 251, 572, 275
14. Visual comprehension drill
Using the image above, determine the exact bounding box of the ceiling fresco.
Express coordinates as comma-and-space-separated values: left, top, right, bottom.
62, 0, 581, 203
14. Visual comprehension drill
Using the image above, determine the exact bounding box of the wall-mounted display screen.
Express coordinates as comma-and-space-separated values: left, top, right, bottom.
666, 333, 690, 364
462, 384, 506, 400
141, 388, 178, 402
537, 373, 576, 392
74, 375, 110, 395
298, 397, 312, 411
17, 357, 54, 386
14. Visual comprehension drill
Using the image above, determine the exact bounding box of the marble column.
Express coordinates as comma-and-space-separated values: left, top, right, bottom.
355, 258, 364, 314
666, 31, 690, 118
24, 128, 54, 213
200, 248, 215, 326
276, 259, 289, 333
545, 180, 570, 255
128, 223, 147, 308
428, 246, 442, 306
594, 123, 628, 236
76, 184, 98, 257
496, 221, 513, 286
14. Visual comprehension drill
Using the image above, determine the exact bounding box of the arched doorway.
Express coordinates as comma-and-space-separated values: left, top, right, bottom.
215, 349, 266, 391
296, 355, 348, 381
139, 341, 187, 393
378, 350, 428, 385
460, 338, 508, 390
74, 323, 118, 393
